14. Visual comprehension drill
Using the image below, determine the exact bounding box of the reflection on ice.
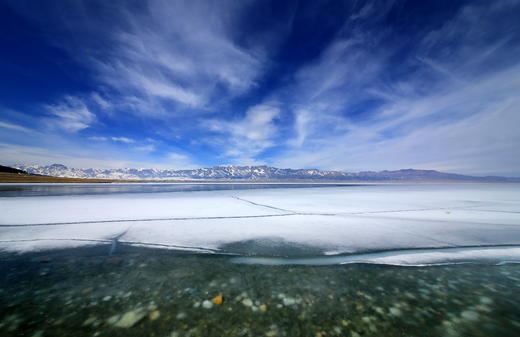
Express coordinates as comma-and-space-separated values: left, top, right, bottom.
1, 183, 520, 265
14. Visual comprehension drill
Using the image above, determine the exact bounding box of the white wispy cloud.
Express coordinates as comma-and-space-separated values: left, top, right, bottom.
90, 92, 111, 110
45, 96, 96, 132
37, 0, 266, 113
5, 0, 519, 175
167, 152, 198, 169
203, 103, 280, 162
288, 108, 311, 147
0, 121, 34, 133
273, 65, 520, 175
294, 37, 383, 103
269, 0, 520, 176
110, 137, 135, 144
0, 141, 196, 169
88, 136, 108, 141
134, 144, 156, 152
89, 136, 156, 153
0, 142, 136, 168
88, 136, 136, 144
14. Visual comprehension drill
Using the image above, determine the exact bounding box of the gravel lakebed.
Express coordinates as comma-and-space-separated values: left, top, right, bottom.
1, 245, 519, 337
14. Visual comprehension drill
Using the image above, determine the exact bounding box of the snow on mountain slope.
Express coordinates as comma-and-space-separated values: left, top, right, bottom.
13, 163, 519, 182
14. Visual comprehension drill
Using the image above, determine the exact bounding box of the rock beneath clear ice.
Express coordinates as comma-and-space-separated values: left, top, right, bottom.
111, 308, 147, 328
283, 298, 296, 306
389, 307, 402, 317
202, 300, 214, 309
461, 310, 479, 321
242, 298, 253, 307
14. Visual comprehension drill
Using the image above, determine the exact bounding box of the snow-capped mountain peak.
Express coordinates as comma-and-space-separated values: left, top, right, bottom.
12, 163, 518, 182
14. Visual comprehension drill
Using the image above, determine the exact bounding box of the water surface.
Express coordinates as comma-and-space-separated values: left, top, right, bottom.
1, 246, 519, 337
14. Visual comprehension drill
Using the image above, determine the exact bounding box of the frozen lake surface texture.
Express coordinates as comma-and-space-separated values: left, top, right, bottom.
1, 183, 520, 337
1, 183, 520, 266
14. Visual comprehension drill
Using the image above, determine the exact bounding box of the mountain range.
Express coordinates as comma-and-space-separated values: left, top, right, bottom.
13, 164, 520, 182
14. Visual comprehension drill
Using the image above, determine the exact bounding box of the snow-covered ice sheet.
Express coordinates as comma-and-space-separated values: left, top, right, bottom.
0, 191, 288, 225
230, 184, 520, 214
1, 183, 520, 265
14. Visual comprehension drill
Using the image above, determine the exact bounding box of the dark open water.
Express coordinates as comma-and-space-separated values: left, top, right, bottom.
0, 183, 355, 197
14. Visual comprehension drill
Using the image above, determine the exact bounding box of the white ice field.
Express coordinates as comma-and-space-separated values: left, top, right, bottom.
1, 183, 520, 266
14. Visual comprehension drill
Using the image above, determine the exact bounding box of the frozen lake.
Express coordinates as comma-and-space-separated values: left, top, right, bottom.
1, 183, 520, 337
1, 183, 520, 266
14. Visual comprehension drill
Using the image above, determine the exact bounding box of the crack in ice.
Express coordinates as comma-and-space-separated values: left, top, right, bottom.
0, 238, 224, 255
229, 195, 299, 214
0, 213, 295, 227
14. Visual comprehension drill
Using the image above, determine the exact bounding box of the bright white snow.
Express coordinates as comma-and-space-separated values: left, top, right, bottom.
1, 183, 520, 265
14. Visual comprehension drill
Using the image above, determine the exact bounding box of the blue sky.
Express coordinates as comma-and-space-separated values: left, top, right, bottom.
1, 0, 519, 176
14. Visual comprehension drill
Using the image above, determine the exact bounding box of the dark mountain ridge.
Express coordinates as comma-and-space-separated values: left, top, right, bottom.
0, 165, 28, 174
